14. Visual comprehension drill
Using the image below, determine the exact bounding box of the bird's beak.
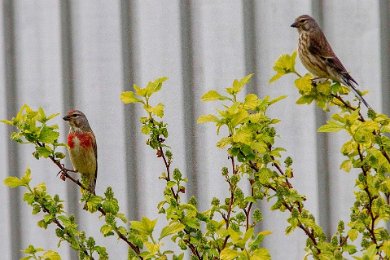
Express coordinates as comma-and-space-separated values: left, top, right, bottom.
63, 115, 70, 121
291, 22, 298, 28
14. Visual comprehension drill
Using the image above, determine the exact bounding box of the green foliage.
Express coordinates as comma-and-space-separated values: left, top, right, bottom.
271, 51, 390, 259
0, 104, 65, 160
21, 244, 61, 260
2, 50, 389, 259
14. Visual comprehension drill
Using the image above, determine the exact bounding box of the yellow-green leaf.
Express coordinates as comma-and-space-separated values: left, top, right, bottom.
220, 248, 240, 260
197, 114, 219, 124
159, 222, 185, 240
201, 90, 229, 102
244, 94, 259, 110
0, 119, 14, 125
130, 217, 157, 235
151, 103, 165, 118
269, 52, 297, 83
4, 176, 24, 188
21, 168, 32, 185
340, 160, 352, 173
120, 91, 141, 104
348, 229, 358, 241
294, 74, 312, 93
42, 250, 61, 260
318, 121, 344, 133
251, 248, 271, 260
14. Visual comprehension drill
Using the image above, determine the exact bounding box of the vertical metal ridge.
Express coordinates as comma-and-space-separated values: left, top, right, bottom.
379, 1, 390, 113
3, 0, 21, 258
120, 0, 139, 220
242, 0, 258, 94
59, 1, 78, 258
312, 0, 331, 237
179, 0, 198, 198
379, 1, 390, 232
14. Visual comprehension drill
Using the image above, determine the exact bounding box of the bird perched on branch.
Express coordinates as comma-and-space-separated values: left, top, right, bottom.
63, 110, 97, 195
291, 14, 371, 109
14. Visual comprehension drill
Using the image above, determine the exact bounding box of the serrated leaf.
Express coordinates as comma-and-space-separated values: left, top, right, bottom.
4, 176, 24, 188
151, 103, 165, 118
36, 146, 52, 158
244, 94, 259, 110
42, 250, 61, 260
318, 121, 344, 133
220, 248, 240, 260
269, 52, 297, 83
120, 91, 141, 104
197, 114, 219, 124
201, 90, 229, 102
340, 160, 352, 173
21, 168, 32, 185
0, 119, 14, 125
39, 127, 59, 143
100, 224, 114, 236
294, 74, 312, 93
251, 248, 271, 260
130, 217, 157, 235
159, 222, 185, 240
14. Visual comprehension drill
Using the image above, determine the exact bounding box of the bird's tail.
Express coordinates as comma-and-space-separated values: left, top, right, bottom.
342, 77, 372, 110
81, 174, 96, 195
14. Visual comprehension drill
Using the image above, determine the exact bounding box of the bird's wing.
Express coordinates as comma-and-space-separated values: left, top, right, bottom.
308, 30, 358, 85
91, 131, 98, 195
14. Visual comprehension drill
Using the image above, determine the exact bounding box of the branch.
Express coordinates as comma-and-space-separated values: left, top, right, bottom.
357, 145, 379, 247
39, 142, 143, 258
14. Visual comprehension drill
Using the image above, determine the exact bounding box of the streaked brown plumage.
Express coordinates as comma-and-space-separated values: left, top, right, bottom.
291, 15, 371, 109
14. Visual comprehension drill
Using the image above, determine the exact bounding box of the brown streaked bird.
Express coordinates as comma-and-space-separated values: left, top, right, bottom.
63, 110, 97, 195
291, 14, 371, 109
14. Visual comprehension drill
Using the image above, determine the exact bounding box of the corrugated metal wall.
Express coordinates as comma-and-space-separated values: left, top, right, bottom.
1, 1, 389, 259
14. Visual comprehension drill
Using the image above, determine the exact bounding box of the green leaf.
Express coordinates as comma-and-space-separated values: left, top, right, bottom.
220, 248, 240, 260
39, 127, 59, 143
197, 114, 219, 124
244, 94, 260, 110
120, 91, 141, 104
340, 160, 352, 173
130, 217, 157, 236
294, 74, 312, 93
269, 52, 297, 83
4, 176, 24, 188
150, 103, 164, 118
201, 90, 229, 102
145, 77, 168, 97
159, 222, 185, 240
251, 248, 271, 260
21, 168, 32, 185
22, 244, 44, 254
347, 229, 358, 241
318, 121, 344, 133
42, 250, 61, 260
100, 224, 114, 236
36, 146, 52, 158
0, 119, 14, 125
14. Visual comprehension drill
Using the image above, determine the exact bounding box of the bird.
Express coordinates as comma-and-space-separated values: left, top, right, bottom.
63, 110, 97, 195
291, 14, 371, 109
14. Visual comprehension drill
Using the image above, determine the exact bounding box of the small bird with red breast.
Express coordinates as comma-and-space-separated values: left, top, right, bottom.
63, 110, 97, 195
291, 14, 371, 109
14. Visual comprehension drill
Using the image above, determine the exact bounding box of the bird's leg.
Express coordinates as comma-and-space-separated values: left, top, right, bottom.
311, 77, 328, 86
57, 164, 78, 181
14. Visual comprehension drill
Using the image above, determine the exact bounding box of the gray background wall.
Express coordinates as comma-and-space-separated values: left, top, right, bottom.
1, 1, 389, 259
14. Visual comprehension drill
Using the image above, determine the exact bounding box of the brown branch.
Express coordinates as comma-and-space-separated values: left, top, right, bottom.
39, 142, 142, 258
248, 162, 320, 253
222, 156, 237, 249
97, 207, 141, 255
357, 145, 379, 247
40, 204, 92, 259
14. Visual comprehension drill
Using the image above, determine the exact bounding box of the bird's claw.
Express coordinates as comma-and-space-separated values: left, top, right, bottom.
311, 78, 327, 86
